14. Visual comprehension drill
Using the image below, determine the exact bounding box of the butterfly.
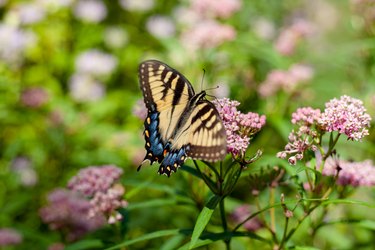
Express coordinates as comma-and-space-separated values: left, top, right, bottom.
138, 60, 227, 177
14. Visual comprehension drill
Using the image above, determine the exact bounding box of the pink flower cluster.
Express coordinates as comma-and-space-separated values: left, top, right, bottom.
318, 95, 371, 141
292, 107, 321, 126
68, 165, 127, 223
40, 189, 106, 242
0, 228, 22, 246
323, 158, 375, 187
230, 205, 263, 232
258, 64, 314, 97
180, 20, 236, 50
277, 107, 321, 165
191, 0, 241, 19
275, 19, 314, 56
178, 0, 240, 51
213, 98, 266, 157
40, 165, 127, 241
278, 95, 371, 166
20, 87, 49, 108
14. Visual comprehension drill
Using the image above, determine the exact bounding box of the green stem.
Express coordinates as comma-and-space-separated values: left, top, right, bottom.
278, 217, 290, 250
219, 198, 231, 250
283, 203, 320, 243
322, 133, 341, 161
193, 161, 217, 194
270, 187, 276, 233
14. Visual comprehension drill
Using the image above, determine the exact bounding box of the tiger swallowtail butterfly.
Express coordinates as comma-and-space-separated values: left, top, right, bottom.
138, 60, 227, 176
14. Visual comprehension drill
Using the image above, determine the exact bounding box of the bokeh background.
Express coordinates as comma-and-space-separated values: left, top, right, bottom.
0, 0, 374, 249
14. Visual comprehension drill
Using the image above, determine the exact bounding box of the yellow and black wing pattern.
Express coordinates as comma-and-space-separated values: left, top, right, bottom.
138, 60, 227, 177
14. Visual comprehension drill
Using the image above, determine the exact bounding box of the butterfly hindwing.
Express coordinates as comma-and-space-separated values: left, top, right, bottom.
138, 60, 227, 177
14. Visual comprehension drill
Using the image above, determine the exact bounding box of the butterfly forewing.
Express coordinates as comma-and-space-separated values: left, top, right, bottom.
139, 60, 195, 141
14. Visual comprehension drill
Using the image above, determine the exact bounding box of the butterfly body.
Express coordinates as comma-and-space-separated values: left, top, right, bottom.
138, 60, 226, 176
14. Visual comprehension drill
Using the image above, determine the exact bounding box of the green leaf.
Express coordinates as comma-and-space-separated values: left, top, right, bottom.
104, 229, 181, 250
288, 246, 321, 250
189, 195, 221, 249
65, 240, 104, 250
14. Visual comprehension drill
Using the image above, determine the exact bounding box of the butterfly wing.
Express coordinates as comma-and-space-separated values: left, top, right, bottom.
138, 60, 195, 168
159, 100, 227, 176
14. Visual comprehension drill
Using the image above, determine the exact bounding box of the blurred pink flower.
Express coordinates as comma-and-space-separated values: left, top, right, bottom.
258, 64, 314, 97
230, 205, 263, 231
40, 189, 106, 242
213, 98, 266, 157
20, 87, 48, 108
132, 98, 147, 120
181, 20, 236, 51
69, 74, 105, 102
104, 26, 128, 49
319, 95, 371, 141
37, 0, 74, 9
68, 165, 123, 196
275, 19, 314, 56
16, 2, 46, 24
252, 17, 276, 40
146, 15, 176, 39
191, 0, 241, 19
73, 0, 107, 23
48, 243, 65, 250
119, 0, 154, 12
68, 165, 127, 223
323, 158, 375, 187
11, 156, 38, 187
0, 24, 36, 65
75, 49, 117, 77
0, 228, 22, 246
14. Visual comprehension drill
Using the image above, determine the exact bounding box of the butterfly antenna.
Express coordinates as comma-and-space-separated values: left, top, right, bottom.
200, 68, 206, 92
205, 85, 220, 99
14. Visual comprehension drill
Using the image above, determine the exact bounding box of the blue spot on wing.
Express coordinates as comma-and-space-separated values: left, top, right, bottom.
158, 146, 189, 177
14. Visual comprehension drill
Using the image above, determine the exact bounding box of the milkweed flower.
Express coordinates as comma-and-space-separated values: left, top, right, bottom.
213, 98, 266, 157
277, 107, 321, 165
323, 158, 375, 187
0, 228, 22, 246
318, 95, 371, 141
68, 165, 127, 223
40, 189, 106, 242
